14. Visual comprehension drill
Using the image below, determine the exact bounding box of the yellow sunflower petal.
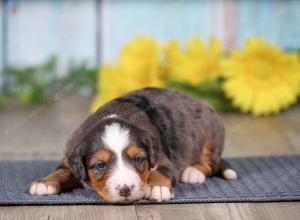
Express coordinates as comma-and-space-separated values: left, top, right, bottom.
223, 38, 300, 116
165, 36, 222, 85
91, 37, 165, 112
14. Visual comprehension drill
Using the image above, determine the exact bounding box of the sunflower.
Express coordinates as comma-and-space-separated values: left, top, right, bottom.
223, 38, 300, 116
91, 65, 124, 112
118, 36, 166, 86
91, 37, 165, 112
165, 36, 222, 85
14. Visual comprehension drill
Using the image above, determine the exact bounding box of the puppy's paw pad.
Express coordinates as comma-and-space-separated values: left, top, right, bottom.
148, 186, 173, 202
181, 166, 206, 184
29, 181, 59, 196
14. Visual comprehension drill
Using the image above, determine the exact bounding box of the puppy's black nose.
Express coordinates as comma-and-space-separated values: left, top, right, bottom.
119, 185, 131, 198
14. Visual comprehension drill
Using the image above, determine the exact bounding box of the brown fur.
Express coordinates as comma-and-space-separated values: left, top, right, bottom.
88, 168, 112, 201
126, 144, 143, 158
148, 170, 172, 189
135, 164, 150, 195
88, 145, 151, 201
127, 144, 150, 191
33, 161, 81, 191
86, 149, 113, 200
192, 142, 213, 176
90, 149, 111, 164
30, 87, 235, 203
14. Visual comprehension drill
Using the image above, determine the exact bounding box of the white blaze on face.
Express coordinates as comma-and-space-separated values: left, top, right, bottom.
101, 123, 144, 202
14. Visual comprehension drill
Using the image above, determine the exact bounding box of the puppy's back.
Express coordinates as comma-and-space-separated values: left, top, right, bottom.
119, 87, 224, 164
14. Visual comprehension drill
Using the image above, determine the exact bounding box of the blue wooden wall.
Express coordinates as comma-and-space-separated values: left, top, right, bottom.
0, 0, 300, 72
101, 0, 300, 62
1, 0, 4, 72
1, 0, 98, 74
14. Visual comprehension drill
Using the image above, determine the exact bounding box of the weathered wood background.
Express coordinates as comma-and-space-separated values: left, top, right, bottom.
1, 0, 300, 72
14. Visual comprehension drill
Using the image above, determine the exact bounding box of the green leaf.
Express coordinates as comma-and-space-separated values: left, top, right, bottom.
167, 80, 236, 112
2, 55, 98, 106
0, 96, 5, 108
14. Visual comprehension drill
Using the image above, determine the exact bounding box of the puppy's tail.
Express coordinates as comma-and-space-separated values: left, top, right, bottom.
218, 159, 237, 180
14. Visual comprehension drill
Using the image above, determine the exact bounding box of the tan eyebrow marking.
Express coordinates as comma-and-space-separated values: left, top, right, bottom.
89, 148, 112, 167
126, 144, 145, 158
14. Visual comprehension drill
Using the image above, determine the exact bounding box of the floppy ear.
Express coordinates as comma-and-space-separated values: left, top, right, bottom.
67, 146, 87, 181
141, 133, 159, 168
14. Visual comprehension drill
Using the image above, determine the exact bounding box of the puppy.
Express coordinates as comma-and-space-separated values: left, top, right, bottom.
29, 87, 237, 203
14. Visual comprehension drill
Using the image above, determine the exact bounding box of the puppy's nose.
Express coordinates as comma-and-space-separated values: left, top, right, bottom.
119, 185, 131, 198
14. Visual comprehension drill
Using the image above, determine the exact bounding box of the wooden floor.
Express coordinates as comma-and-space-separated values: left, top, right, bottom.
0, 95, 299, 220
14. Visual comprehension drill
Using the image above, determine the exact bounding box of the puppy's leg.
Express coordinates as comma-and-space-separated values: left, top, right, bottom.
181, 142, 213, 184
146, 166, 175, 202
181, 142, 237, 184
218, 158, 237, 180
30, 160, 81, 196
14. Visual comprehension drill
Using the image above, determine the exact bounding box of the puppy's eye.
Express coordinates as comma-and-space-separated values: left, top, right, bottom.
133, 155, 145, 164
96, 162, 107, 170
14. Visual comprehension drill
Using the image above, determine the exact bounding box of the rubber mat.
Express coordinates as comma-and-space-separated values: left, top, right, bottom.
0, 156, 300, 205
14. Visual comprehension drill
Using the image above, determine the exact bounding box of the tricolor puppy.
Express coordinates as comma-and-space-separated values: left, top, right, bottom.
30, 87, 237, 203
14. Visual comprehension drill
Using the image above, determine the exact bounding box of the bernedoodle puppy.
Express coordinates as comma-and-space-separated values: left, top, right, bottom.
30, 87, 237, 203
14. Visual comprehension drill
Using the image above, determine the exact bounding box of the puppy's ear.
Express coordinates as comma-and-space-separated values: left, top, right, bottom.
67, 147, 87, 181
141, 133, 159, 168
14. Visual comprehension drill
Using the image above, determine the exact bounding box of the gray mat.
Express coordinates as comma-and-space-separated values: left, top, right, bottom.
1, 156, 300, 205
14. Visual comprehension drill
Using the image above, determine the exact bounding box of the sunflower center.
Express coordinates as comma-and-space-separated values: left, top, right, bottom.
246, 59, 282, 88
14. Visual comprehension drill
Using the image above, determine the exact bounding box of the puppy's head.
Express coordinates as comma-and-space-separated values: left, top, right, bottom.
67, 119, 158, 203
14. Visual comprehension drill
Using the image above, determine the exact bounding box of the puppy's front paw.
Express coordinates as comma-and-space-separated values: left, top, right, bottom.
146, 186, 174, 202
29, 180, 60, 196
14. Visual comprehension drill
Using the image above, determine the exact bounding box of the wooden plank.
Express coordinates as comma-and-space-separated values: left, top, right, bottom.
235, 0, 300, 49
278, 105, 300, 153
101, 0, 300, 62
1, 203, 299, 220
0, 205, 138, 220
0, 96, 298, 160
223, 0, 238, 50
221, 113, 296, 157
136, 203, 300, 220
2, 0, 300, 68
0, 95, 91, 160
101, 0, 211, 63
209, 0, 225, 44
